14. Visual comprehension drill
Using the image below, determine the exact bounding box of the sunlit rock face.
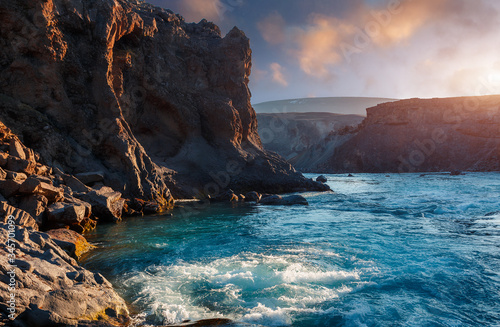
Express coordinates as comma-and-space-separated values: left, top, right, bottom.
0, 0, 327, 201
326, 96, 500, 173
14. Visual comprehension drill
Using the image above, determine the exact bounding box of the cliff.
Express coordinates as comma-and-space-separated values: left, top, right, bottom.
325, 96, 500, 173
0, 0, 327, 205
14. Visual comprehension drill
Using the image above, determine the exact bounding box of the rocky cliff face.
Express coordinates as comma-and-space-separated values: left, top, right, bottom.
0, 0, 326, 203
326, 96, 500, 173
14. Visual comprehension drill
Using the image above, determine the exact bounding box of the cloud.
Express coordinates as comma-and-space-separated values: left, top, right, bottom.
257, 12, 286, 45
270, 63, 288, 86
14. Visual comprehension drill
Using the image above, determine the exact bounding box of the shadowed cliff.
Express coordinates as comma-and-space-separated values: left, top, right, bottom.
0, 0, 327, 203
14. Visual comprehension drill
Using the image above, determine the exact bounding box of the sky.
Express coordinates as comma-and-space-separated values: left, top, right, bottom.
150, 0, 500, 104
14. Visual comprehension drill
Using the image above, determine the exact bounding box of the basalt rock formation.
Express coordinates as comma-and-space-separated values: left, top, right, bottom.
325, 96, 500, 173
0, 0, 327, 204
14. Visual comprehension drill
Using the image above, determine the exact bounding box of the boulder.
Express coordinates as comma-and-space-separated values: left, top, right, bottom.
316, 175, 328, 183
63, 195, 92, 219
9, 138, 26, 160
46, 229, 96, 259
47, 202, 87, 226
245, 191, 261, 202
62, 174, 92, 193
75, 172, 105, 185
0, 167, 5, 179
19, 194, 48, 225
5, 170, 27, 181
0, 202, 38, 229
34, 163, 51, 176
0, 179, 23, 198
259, 194, 309, 206
0, 151, 8, 166
0, 224, 129, 325
78, 186, 125, 222
19, 177, 64, 203
259, 195, 283, 205
6, 156, 35, 174
212, 190, 239, 202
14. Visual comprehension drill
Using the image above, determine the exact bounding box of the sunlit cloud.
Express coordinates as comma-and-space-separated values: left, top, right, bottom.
257, 12, 286, 45
167, 0, 223, 23
270, 63, 288, 87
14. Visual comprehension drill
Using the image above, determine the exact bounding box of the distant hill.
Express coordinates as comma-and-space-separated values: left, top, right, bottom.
253, 97, 398, 116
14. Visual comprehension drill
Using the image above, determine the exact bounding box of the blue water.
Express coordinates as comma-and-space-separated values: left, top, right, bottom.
82, 173, 500, 326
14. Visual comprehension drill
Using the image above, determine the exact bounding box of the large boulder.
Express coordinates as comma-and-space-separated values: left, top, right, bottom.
19, 194, 48, 225
19, 177, 64, 203
78, 187, 125, 222
46, 229, 95, 259
0, 224, 129, 325
46, 202, 87, 226
0, 202, 38, 229
259, 194, 309, 206
0, 179, 22, 198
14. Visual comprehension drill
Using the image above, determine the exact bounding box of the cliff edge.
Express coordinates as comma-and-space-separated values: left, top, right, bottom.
0, 0, 327, 204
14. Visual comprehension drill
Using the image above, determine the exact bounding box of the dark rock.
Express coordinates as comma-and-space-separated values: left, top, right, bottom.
61, 173, 92, 193
212, 190, 239, 202
348, 174, 354, 177
316, 175, 328, 183
74, 172, 105, 185
5, 170, 27, 181
450, 170, 464, 176
78, 186, 125, 222
46, 229, 95, 259
19, 194, 48, 225
0, 202, 38, 229
259, 194, 309, 206
245, 191, 261, 202
46, 202, 87, 226
6, 156, 36, 174
0, 179, 23, 198
259, 195, 283, 205
9, 138, 26, 160
19, 176, 64, 203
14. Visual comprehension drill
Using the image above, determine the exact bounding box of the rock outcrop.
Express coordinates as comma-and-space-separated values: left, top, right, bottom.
0, 0, 327, 203
325, 96, 500, 173
0, 223, 128, 326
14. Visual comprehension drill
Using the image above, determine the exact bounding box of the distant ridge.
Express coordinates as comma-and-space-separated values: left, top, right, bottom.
253, 97, 398, 116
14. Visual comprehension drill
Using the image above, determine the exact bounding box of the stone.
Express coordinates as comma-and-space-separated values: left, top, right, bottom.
78, 186, 125, 222
245, 191, 261, 203
0, 167, 5, 179
5, 170, 27, 181
0, 179, 22, 198
9, 138, 26, 160
46, 229, 96, 259
35, 163, 51, 176
0, 202, 38, 229
6, 156, 36, 174
450, 170, 463, 176
348, 174, 354, 177
19, 194, 48, 225
0, 151, 8, 166
259, 194, 309, 206
0, 224, 129, 325
46, 202, 87, 226
212, 190, 239, 202
62, 173, 92, 193
63, 195, 92, 219
316, 175, 328, 183
75, 171, 105, 185
19, 177, 64, 203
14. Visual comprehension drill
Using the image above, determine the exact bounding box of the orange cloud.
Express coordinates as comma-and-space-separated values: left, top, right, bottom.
257, 12, 286, 45
270, 63, 288, 86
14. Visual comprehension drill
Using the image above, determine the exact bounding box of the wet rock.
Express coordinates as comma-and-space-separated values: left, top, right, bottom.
316, 175, 328, 183
78, 186, 125, 222
259, 194, 309, 206
259, 195, 283, 205
19, 176, 64, 203
245, 191, 261, 203
19, 194, 48, 225
75, 171, 104, 185
46, 229, 95, 259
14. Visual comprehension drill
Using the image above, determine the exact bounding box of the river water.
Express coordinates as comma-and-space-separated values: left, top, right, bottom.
82, 173, 500, 326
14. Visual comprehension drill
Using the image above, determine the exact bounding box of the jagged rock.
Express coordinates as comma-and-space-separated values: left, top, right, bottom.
0, 224, 129, 325
19, 194, 48, 225
19, 176, 64, 203
316, 175, 328, 183
0, 202, 38, 229
6, 156, 35, 174
46, 202, 87, 228
9, 138, 26, 160
46, 229, 95, 259
0, 179, 23, 198
245, 191, 261, 203
74, 172, 104, 186
5, 170, 27, 181
78, 187, 125, 222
